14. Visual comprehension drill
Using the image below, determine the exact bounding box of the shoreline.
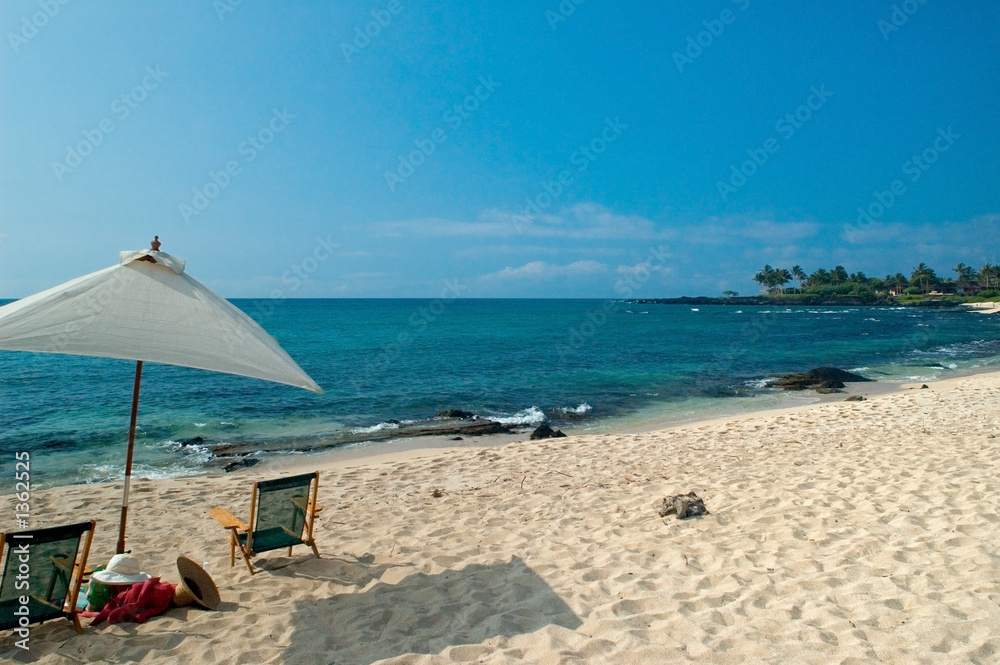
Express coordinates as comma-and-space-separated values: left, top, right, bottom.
12, 359, 1000, 490
265, 366, 992, 477
246, 350, 1000, 479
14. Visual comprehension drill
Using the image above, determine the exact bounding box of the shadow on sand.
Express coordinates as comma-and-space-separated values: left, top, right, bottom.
260, 551, 410, 590
283, 556, 581, 664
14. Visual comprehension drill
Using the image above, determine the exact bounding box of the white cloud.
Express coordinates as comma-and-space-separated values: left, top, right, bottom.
371, 203, 672, 241
454, 244, 626, 259
483, 260, 607, 280
616, 261, 672, 275
681, 217, 819, 244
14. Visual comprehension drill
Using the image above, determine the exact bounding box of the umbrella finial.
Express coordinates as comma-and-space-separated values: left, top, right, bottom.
151, 236, 161, 251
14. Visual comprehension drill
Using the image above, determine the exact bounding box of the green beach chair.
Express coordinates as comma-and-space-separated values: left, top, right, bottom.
210, 472, 321, 575
0, 521, 96, 635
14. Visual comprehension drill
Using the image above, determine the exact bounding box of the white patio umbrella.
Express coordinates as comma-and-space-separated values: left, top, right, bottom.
0, 247, 322, 553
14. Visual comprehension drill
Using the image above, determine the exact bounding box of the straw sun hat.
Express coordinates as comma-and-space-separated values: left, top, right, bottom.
91, 553, 151, 585
173, 557, 221, 610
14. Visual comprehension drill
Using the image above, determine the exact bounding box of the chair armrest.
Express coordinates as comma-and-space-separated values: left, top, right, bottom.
51, 555, 74, 573
209, 507, 248, 531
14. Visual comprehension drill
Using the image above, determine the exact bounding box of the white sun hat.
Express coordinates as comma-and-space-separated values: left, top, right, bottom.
91, 553, 151, 585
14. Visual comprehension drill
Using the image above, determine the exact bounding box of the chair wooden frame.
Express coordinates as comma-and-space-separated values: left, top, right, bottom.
0, 520, 96, 635
210, 472, 321, 575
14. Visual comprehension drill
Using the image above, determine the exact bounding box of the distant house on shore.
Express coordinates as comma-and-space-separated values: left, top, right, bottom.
930, 281, 983, 296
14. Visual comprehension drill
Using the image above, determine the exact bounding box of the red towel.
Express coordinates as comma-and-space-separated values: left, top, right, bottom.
91, 577, 176, 625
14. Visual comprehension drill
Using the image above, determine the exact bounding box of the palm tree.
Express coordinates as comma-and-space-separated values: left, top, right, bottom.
807, 268, 831, 287
911, 263, 938, 293
775, 268, 793, 293
980, 263, 997, 289
790, 265, 805, 290
953, 263, 975, 282
832, 265, 848, 285
753, 265, 774, 294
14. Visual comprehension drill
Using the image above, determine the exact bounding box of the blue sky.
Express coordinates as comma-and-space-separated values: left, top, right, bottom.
1, 0, 998, 298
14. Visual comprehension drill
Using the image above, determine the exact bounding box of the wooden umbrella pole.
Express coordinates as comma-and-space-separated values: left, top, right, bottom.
116, 360, 144, 554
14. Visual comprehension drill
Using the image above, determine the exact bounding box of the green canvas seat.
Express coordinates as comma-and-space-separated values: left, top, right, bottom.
0, 521, 95, 636
210, 472, 321, 574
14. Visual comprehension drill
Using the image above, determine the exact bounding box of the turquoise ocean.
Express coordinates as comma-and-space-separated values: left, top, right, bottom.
2, 299, 998, 487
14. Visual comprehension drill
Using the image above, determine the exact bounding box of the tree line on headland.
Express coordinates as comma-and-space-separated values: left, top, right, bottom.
748, 262, 999, 299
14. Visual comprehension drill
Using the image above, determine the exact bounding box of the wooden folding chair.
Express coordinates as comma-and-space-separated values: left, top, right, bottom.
0, 521, 96, 635
210, 472, 321, 574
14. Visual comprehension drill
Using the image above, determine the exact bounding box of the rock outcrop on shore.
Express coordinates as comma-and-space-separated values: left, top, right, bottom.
766, 367, 873, 393
435, 409, 476, 419
530, 423, 567, 440
205, 414, 517, 470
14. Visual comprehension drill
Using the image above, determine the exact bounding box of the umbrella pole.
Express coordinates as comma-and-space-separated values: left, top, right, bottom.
116, 360, 143, 554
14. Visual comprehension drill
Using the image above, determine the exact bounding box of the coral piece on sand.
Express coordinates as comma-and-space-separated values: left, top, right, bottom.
658, 492, 709, 519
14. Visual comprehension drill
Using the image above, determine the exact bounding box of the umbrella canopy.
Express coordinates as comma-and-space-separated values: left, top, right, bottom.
0, 249, 321, 392
0, 248, 322, 552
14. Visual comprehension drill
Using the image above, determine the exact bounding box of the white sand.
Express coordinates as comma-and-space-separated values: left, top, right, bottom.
4, 372, 1000, 663
962, 302, 1000, 315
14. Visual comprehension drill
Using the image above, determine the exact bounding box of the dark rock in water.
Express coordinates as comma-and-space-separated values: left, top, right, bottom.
808, 367, 873, 383
450, 436, 463, 441
530, 423, 567, 440
436, 410, 476, 419
844, 395, 867, 402
386, 419, 402, 425
181, 436, 205, 447
401, 419, 513, 438
658, 492, 709, 519
223, 458, 259, 472
461, 421, 512, 435
767, 367, 873, 393
210, 444, 256, 458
